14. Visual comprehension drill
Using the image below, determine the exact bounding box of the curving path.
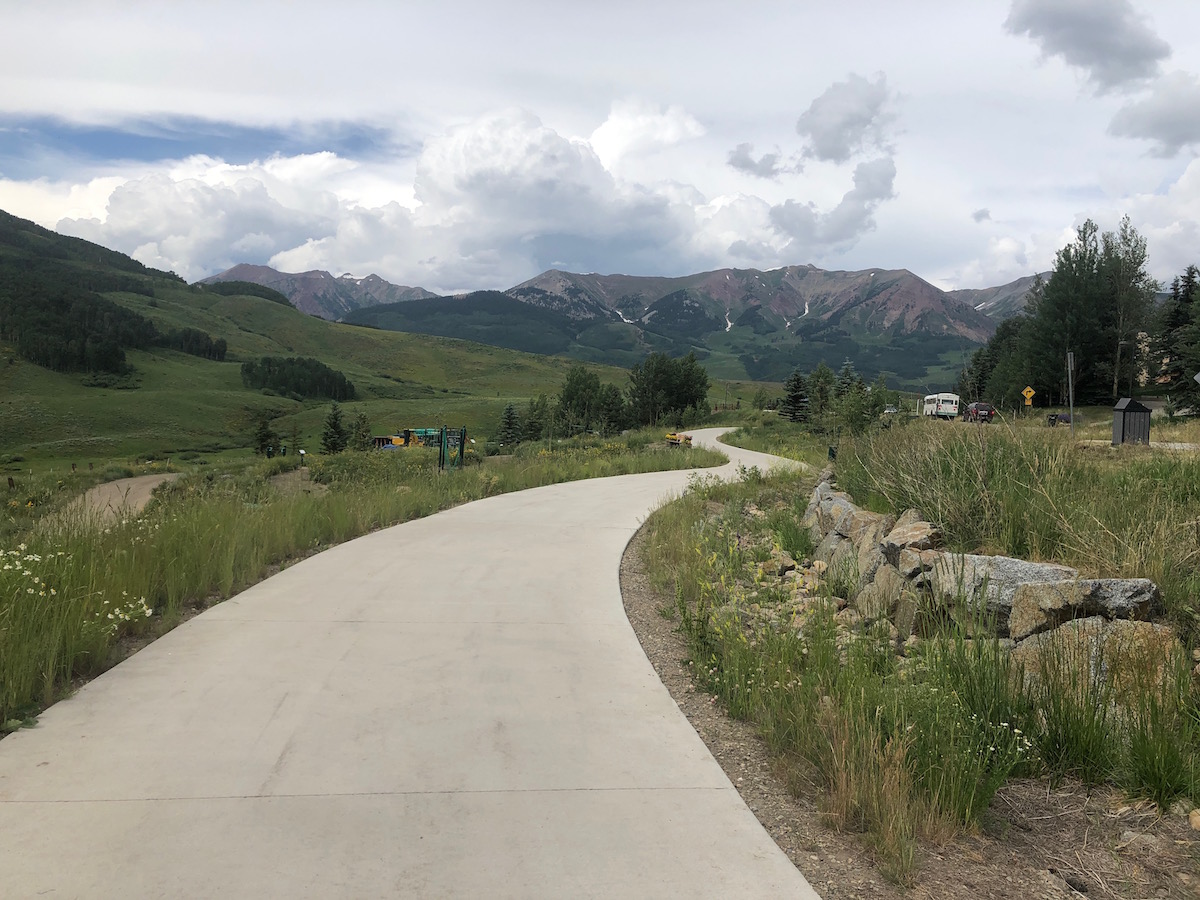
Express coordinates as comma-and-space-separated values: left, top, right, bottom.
0, 430, 819, 898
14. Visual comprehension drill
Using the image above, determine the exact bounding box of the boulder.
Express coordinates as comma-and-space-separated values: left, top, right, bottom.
897, 547, 940, 578
855, 564, 905, 621
893, 508, 925, 531
853, 515, 895, 592
1009, 579, 1162, 641
813, 532, 847, 565
894, 591, 920, 641
1011, 616, 1180, 701
760, 552, 798, 579
930, 553, 1078, 635
834, 507, 895, 543
814, 486, 857, 538
881, 520, 942, 565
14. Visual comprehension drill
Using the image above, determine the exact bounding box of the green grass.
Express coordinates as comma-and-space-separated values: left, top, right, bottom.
640, 449, 1199, 884
0, 431, 725, 724
831, 418, 1200, 645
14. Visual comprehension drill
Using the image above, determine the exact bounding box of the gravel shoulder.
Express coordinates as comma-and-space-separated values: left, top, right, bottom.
620, 526, 1200, 900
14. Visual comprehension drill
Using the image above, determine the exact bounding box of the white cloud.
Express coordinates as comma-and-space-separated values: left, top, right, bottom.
1108, 70, 1200, 156
768, 157, 896, 253
726, 143, 788, 179
59, 171, 334, 281
587, 100, 705, 169
1123, 157, 1200, 278
796, 73, 892, 163
1004, 0, 1171, 92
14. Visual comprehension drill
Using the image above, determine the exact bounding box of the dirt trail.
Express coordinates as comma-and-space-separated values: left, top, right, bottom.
76, 473, 180, 522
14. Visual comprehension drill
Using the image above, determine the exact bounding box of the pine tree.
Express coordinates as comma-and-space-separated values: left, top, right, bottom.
835, 359, 858, 400
320, 401, 348, 454
523, 394, 549, 442
780, 368, 810, 422
253, 414, 279, 456
287, 421, 303, 456
808, 362, 835, 416
497, 402, 522, 446
349, 411, 372, 451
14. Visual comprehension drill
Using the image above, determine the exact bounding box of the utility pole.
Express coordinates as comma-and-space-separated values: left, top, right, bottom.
1067, 351, 1076, 437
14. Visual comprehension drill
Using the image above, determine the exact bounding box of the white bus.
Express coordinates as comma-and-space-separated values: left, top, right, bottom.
923, 392, 960, 420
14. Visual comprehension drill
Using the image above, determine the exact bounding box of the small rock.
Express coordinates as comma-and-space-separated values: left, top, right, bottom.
1118, 830, 1160, 852
1169, 798, 1194, 817
1190, 808, 1200, 831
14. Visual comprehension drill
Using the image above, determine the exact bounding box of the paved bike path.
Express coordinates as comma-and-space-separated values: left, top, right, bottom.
0, 429, 819, 898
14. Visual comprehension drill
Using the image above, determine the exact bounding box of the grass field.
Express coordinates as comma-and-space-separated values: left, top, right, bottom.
1, 429, 726, 726
645, 426, 1199, 883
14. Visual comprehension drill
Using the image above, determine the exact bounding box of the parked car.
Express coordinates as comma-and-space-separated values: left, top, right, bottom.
964, 401, 996, 423
883, 405, 898, 415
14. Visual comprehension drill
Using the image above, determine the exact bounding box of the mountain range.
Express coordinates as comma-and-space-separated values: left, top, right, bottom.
201, 264, 436, 320
208, 262, 1040, 385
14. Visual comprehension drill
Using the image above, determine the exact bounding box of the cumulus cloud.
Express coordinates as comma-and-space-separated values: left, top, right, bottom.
58, 169, 335, 281
795, 73, 892, 163
1108, 70, 1200, 156
768, 156, 896, 251
972, 208, 991, 223
1004, 0, 1170, 92
587, 100, 704, 169
726, 143, 790, 179
1123, 156, 1200, 278
15, 107, 906, 293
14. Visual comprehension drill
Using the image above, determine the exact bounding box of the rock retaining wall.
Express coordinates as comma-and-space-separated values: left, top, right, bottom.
797, 478, 1177, 667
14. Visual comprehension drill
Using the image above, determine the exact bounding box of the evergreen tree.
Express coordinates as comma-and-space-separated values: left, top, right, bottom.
808, 362, 835, 417
349, 411, 372, 451
253, 414, 279, 456
1025, 220, 1106, 404
780, 368, 810, 422
497, 402, 522, 446
1155, 265, 1199, 404
595, 383, 628, 434
287, 421, 303, 456
1100, 216, 1158, 400
523, 394, 549, 442
834, 358, 858, 400
320, 401, 348, 454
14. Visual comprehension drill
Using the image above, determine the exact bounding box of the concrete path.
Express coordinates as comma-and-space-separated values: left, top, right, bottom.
0, 429, 819, 899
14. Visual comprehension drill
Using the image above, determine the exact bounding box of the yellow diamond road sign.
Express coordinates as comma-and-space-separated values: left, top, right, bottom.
1022, 386, 1035, 400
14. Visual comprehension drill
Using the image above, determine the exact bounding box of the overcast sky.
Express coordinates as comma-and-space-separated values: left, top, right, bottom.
1, 0, 1198, 294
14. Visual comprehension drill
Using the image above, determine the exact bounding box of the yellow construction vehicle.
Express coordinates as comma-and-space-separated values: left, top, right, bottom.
665, 432, 692, 447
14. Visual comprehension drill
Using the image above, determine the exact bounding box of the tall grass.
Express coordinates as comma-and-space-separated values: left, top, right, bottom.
834, 420, 1200, 644
642, 466, 1199, 883
1, 432, 724, 724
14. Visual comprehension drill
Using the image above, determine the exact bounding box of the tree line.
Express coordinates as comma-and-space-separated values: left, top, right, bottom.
240, 356, 356, 401
778, 359, 896, 434
0, 264, 223, 374
957, 217, 1197, 410
495, 351, 711, 444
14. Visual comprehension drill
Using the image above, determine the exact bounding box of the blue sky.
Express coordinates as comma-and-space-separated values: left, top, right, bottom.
1, 0, 1198, 294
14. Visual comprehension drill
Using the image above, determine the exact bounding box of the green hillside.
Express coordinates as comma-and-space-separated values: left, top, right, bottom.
0, 212, 634, 465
